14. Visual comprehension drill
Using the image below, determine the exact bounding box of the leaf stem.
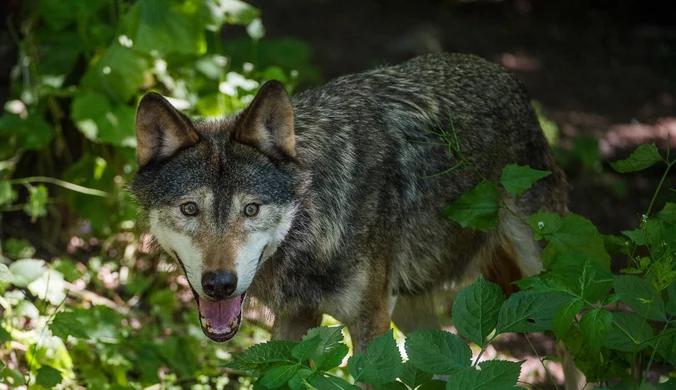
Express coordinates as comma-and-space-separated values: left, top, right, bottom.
8, 176, 109, 197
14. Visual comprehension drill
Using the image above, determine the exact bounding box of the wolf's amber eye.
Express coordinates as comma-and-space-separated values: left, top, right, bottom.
180, 202, 199, 216
244, 203, 259, 217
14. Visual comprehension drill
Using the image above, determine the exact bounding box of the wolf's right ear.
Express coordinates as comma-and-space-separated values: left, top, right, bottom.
135, 93, 199, 167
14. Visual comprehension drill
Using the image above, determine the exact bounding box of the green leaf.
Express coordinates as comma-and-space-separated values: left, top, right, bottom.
621, 228, 646, 245
0, 326, 11, 342
399, 361, 434, 389
9, 259, 45, 287
291, 335, 321, 362
229, 340, 297, 372
0, 264, 12, 284
24, 185, 48, 221
529, 211, 610, 269
419, 380, 447, 390
49, 311, 90, 339
259, 364, 300, 389
347, 329, 402, 385
500, 164, 551, 196
444, 182, 500, 231
129, 0, 210, 56
36, 365, 62, 388
3, 238, 36, 259
0, 113, 53, 150
308, 374, 361, 390
217, 0, 260, 25
38, 0, 109, 30
405, 329, 471, 375
579, 309, 612, 353
81, 43, 148, 103
603, 312, 653, 352
0, 181, 16, 206
445, 360, 522, 390
553, 298, 584, 339
614, 275, 666, 321
495, 291, 571, 334
315, 344, 349, 371
452, 277, 505, 348
610, 143, 662, 173
666, 281, 676, 316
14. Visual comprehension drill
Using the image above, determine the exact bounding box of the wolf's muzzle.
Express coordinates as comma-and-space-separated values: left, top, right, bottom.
201, 270, 237, 300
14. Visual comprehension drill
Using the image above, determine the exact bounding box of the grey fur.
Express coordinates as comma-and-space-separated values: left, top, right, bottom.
131, 53, 567, 354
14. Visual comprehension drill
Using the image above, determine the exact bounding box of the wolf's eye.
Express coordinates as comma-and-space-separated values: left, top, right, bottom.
180, 202, 199, 216
244, 203, 259, 217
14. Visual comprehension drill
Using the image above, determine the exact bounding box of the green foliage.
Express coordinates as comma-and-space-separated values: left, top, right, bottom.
222, 142, 676, 389
0, 0, 318, 236
0, 1, 319, 388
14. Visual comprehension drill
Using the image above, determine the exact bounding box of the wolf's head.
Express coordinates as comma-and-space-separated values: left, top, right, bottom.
130, 81, 299, 342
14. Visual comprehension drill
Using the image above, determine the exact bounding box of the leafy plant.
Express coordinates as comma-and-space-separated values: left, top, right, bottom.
1, 0, 319, 388
226, 136, 675, 389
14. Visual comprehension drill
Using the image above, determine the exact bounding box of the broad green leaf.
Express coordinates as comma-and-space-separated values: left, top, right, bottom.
3, 238, 36, 259
614, 275, 666, 321
49, 311, 90, 339
0, 113, 53, 150
309, 374, 360, 390
299, 326, 348, 370
666, 281, 676, 316
347, 330, 402, 385
231, 340, 296, 370
292, 335, 321, 362
419, 380, 447, 390
28, 268, 66, 305
405, 329, 471, 375
500, 164, 551, 196
373, 382, 409, 390
545, 253, 613, 303
529, 211, 610, 269
36, 365, 62, 388
658, 378, 676, 390
399, 361, 434, 389
445, 360, 522, 390
610, 143, 662, 173
315, 344, 349, 371
9, 259, 45, 287
81, 43, 148, 103
603, 312, 653, 352
621, 228, 646, 245
0, 326, 11, 342
287, 368, 313, 390
443, 182, 500, 231
216, 0, 260, 25
0, 366, 25, 386
129, 0, 210, 55
579, 309, 612, 353
553, 298, 584, 339
38, 0, 108, 30
24, 185, 48, 221
495, 291, 571, 334
259, 364, 300, 389
71, 92, 137, 147
452, 277, 505, 348
0, 264, 12, 284
0, 181, 16, 206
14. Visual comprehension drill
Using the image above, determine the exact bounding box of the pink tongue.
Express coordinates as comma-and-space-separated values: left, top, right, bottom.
198, 295, 242, 332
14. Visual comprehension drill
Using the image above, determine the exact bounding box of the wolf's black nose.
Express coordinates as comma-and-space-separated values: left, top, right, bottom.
201, 270, 237, 300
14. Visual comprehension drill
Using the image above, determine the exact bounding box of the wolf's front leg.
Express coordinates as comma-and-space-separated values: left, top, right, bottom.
271, 309, 322, 342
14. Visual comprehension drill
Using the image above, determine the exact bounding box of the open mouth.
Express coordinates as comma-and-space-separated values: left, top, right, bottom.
196, 292, 246, 342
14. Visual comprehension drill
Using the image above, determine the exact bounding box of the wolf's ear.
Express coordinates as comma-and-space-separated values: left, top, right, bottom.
135, 93, 199, 167
234, 80, 295, 159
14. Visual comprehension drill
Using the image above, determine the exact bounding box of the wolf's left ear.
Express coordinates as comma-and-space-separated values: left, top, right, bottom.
135, 92, 200, 167
234, 80, 295, 159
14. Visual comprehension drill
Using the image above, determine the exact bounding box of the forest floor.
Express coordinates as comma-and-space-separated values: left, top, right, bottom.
246, 0, 676, 387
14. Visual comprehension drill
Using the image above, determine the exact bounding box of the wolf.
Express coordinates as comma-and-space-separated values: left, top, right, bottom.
130, 53, 572, 382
